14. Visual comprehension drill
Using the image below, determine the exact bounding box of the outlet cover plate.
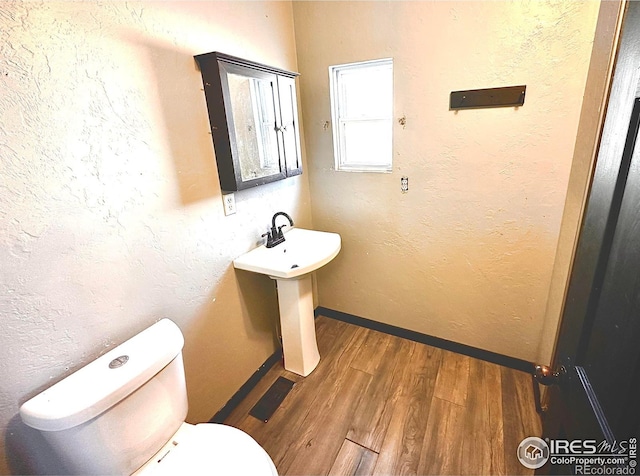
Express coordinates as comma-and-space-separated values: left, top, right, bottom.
223, 193, 236, 215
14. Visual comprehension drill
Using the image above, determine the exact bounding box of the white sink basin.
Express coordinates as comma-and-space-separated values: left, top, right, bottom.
233, 227, 341, 279
233, 226, 341, 377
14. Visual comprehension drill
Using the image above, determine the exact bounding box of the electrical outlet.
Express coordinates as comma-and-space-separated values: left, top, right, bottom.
401, 176, 409, 193
222, 193, 236, 216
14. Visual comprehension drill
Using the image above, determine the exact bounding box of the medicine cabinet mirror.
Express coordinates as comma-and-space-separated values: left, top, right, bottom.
195, 52, 303, 192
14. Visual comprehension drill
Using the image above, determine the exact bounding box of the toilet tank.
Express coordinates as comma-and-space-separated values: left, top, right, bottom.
20, 319, 189, 475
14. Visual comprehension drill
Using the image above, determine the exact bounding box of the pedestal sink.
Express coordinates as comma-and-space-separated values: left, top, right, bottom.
233, 228, 341, 376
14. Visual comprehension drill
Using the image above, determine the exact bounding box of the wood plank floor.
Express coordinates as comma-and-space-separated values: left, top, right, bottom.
225, 315, 542, 475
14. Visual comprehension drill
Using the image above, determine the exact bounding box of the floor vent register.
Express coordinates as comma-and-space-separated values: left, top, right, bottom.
249, 377, 296, 422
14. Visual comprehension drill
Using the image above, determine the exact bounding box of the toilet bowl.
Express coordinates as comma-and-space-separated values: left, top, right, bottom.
134, 423, 277, 476
19, 319, 277, 475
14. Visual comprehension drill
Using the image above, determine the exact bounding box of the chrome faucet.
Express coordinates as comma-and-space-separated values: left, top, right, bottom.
262, 212, 294, 248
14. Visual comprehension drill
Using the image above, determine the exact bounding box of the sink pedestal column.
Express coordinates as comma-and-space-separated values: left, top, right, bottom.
273, 274, 320, 376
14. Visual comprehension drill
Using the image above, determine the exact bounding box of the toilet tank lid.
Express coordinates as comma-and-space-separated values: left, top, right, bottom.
20, 319, 185, 432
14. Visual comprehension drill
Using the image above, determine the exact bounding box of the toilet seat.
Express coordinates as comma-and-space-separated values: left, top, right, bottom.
134, 423, 278, 476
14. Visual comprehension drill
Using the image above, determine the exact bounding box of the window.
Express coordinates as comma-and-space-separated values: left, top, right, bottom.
329, 58, 393, 172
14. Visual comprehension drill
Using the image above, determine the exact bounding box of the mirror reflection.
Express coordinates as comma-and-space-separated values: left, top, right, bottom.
227, 73, 281, 181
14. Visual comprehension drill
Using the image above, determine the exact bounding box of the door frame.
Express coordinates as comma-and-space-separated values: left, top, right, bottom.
551, 0, 640, 373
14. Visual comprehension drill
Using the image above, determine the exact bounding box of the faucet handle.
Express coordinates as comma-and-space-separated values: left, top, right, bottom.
277, 224, 287, 238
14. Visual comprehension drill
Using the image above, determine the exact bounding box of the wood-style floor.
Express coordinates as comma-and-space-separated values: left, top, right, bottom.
225, 315, 542, 475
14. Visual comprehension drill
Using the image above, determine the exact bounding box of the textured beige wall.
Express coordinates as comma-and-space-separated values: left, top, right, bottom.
0, 2, 310, 474
294, 1, 600, 363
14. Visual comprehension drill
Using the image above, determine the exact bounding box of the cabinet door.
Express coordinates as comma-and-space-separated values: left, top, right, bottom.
196, 51, 302, 191
277, 75, 303, 176
220, 62, 286, 188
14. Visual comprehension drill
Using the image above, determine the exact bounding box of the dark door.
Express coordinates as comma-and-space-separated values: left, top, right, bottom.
538, 3, 640, 474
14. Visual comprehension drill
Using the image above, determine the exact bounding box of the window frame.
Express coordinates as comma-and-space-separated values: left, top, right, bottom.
329, 58, 394, 173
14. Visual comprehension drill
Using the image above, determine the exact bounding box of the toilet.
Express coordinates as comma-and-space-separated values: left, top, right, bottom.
19, 319, 278, 475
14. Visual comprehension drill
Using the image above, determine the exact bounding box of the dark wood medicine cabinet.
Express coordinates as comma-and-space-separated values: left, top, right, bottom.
195, 51, 303, 192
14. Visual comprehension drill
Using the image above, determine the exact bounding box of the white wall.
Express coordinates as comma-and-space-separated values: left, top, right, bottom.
294, 1, 600, 363
0, 2, 311, 474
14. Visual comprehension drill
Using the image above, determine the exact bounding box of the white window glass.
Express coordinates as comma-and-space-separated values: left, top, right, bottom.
329, 59, 393, 172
